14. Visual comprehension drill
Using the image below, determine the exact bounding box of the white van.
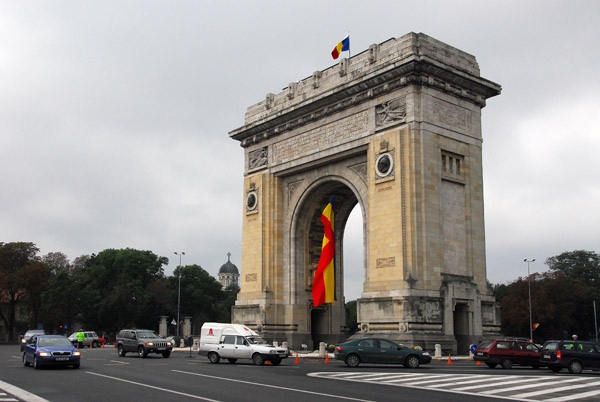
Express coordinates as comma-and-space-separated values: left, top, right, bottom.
199, 323, 288, 365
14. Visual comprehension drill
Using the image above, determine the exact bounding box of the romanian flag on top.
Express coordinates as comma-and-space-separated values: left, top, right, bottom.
331, 35, 350, 60
312, 198, 336, 307
532, 323, 540, 331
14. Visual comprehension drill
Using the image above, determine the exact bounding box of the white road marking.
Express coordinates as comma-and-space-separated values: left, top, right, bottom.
173, 369, 377, 402
0, 380, 49, 402
512, 380, 600, 399
86, 372, 223, 402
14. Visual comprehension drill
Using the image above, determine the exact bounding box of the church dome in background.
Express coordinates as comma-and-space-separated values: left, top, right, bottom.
218, 252, 239, 289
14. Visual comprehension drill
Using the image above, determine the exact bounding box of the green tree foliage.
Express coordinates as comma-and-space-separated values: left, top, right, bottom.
169, 264, 227, 333
498, 250, 600, 342
16, 262, 52, 329
0, 242, 40, 340
345, 300, 357, 335
77, 248, 168, 335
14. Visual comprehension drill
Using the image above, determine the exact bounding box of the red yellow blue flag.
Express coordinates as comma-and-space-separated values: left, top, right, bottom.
331, 36, 350, 60
312, 198, 336, 307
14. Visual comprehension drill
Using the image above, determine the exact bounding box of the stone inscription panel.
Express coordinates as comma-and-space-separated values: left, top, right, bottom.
432, 97, 472, 132
376, 257, 395, 268
272, 110, 368, 164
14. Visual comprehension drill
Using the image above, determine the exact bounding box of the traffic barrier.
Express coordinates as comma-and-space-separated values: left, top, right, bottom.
447, 354, 452, 365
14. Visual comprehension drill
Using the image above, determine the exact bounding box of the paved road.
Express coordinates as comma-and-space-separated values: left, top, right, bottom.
1, 346, 599, 402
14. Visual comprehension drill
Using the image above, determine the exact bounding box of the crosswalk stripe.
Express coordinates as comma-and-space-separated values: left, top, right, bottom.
545, 388, 600, 402
451, 376, 545, 391
513, 380, 600, 399
481, 376, 582, 395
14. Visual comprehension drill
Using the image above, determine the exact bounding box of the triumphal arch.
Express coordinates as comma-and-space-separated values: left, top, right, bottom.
229, 32, 501, 353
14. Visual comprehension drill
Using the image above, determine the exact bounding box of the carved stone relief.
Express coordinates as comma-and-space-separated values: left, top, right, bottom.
248, 147, 268, 170
376, 96, 406, 126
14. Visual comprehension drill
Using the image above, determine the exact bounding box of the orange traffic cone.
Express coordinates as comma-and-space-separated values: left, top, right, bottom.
89, 344, 92, 349
447, 354, 452, 365
265, 360, 272, 365
294, 354, 300, 364
476, 361, 481, 365
325, 356, 330, 364
102, 343, 105, 348
113, 343, 116, 348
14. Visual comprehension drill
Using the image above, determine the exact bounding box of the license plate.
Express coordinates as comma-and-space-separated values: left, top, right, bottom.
279, 353, 287, 357
157, 348, 165, 351
55, 357, 69, 361
544, 355, 550, 359
477, 352, 483, 356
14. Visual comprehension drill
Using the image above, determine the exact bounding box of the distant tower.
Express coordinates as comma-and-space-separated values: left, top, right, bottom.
218, 252, 239, 289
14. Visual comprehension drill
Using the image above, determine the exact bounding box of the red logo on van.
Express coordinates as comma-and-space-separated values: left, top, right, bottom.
208, 328, 214, 335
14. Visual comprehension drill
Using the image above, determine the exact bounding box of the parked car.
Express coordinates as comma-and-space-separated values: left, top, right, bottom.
23, 335, 81, 369
116, 329, 173, 358
68, 331, 103, 348
20, 329, 46, 352
473, 338, 542, 369
334, 337, 431, 368
540, 340, 600, 374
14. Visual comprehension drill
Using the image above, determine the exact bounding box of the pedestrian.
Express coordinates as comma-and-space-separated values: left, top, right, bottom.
76, 329, 85, 349
572, 334, 578, 341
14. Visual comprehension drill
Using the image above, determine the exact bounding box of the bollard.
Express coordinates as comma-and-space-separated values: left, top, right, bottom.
319, 342, 326, 358
434, 344, 442, 358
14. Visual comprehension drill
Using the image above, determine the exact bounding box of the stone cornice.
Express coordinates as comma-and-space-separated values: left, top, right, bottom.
229, 33, 501, 148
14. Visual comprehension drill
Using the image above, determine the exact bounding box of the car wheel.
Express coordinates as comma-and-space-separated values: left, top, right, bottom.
162, 351, 171, 358
73, 363, 80, 369
568, 360, 583, 374
138, 346, 147, 358
501, 358, 513, 369
550, 366, 562, 373
404, 355, 420, 368
270, 358, 282, 366
33, 356, 40, 369
23, 353, 30, 367
345, 354, 360, 368
485, 363, 497, 368
252, 353, 265, 365
118, 345, 127, 357
227, 358, 237, 364
208, 352, 220, 364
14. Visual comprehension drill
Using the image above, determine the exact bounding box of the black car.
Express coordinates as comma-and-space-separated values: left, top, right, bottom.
334, 337, 432, 368
540, 340, 600, 374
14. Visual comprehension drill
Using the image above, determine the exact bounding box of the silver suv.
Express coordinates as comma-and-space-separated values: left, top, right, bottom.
116, 329, 173, 358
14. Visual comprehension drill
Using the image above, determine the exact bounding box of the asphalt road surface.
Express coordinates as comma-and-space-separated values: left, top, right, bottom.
1, 345, 599, 402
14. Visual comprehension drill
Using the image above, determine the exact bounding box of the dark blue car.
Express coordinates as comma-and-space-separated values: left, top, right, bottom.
23, 335, 81, 369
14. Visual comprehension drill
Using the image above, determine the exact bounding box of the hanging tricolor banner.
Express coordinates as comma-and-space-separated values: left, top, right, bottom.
331, 35, 350, 60
532, 323, 540, 331
312, 197, 336, 307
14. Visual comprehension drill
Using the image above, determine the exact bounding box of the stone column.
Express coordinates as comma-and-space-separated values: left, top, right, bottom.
158, 316, 167, 337
183, 316, 192, 338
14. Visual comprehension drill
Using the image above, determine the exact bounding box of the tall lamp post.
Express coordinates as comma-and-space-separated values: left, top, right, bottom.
524, 258, 536, 341
174, 251, 185, 338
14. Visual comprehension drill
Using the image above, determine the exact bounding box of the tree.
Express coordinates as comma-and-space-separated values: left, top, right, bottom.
0, 242, 40, 340
16, 262, 52, 329
169, 264, 225, 333
546, 250, 600, 285
42, 252, 71, 274
77, 248, 168, 335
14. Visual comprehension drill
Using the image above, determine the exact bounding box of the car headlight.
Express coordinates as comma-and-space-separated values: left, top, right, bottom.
21, 339, 26, 343
422, 352, 430, 356
145, 342, 154, 346
73, 351, 81, 356
166, 342, 172, 346
38, 352, 51, 357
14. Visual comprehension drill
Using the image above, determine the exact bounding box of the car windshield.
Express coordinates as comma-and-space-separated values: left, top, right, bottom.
38, 337, 73, 347
477, 341, 494, 349
137, 331, 160, 339
247, 336, 268, 345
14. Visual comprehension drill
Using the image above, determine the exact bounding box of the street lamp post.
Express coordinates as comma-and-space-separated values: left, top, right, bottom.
174, 251, 185, 338
524, 258, 536, 341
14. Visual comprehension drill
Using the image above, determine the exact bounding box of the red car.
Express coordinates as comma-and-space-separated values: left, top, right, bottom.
473, 338, 542, 369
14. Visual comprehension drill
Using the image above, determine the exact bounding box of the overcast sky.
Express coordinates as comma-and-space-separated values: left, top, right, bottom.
2, 1, 599, 301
